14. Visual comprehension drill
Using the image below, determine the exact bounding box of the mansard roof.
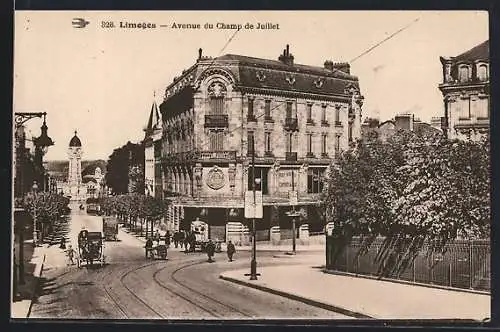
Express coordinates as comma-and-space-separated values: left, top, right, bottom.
162, 48, 361, 110
214, 54, 359, 97
452, 40, 489, 62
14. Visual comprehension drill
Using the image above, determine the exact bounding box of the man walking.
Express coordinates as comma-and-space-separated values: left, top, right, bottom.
227, 240, 236, 262
206, 239, 216, 263
66, 244, 75, 266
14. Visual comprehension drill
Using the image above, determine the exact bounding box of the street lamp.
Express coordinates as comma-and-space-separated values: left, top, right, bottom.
34, 114, 54, 191
32, 181, 39, 247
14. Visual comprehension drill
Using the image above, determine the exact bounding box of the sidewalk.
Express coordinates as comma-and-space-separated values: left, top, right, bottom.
220, 263, 491, 321
236, 244, 324, 252
11, 242, 47, 319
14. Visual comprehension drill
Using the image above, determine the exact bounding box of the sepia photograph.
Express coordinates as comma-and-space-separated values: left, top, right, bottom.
11, 10, 490, 321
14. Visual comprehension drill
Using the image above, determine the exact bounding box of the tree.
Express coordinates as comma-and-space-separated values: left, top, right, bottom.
323, 130, 490, 276
22, 192, 70, 242
106, 141, 145, 194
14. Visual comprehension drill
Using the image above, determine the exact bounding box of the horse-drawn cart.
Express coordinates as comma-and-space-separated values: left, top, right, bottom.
77, 230, 105, 268
146, 244, 168, 260
102, 217, 119, 241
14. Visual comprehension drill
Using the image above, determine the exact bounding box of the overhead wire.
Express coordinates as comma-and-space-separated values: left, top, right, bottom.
165, 16, 421, 153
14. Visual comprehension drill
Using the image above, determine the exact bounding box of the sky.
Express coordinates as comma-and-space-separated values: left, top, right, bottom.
13, 11, 488, 161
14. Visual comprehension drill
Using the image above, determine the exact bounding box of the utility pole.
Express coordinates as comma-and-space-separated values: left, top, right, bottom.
244, 137, 261, 280
250, 138, 257, 280
287, 169, 300, 255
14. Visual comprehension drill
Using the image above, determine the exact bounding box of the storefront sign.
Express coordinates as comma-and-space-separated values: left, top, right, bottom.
278, 169, 296, 192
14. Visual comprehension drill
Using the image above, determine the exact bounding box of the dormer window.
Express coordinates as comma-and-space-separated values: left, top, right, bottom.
477, 64, 488, 81
458, 66, 470, 83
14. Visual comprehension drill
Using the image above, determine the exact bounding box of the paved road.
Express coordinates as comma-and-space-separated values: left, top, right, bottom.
31, 204, 350, 319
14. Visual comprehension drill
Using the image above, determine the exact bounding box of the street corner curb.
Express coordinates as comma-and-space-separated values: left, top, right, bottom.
27, 253, 46, 318
219, 273, 373, 319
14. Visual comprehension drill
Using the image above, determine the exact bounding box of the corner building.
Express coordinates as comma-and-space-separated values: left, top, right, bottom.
439, 40, 489, 141
160, 46, 364, 240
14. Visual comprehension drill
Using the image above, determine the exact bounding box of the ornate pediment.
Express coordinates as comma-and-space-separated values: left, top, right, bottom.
196, 67, 236, 87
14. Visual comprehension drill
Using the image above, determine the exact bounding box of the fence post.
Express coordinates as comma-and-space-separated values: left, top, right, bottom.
413, 259, 416, 282
430, 251, 434, 284
469, 241, 473, 289
448, 263, 452, 288
357, 254, 360, 275
346, 246, 349, 272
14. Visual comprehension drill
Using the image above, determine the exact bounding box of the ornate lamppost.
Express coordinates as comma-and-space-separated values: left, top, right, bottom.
31, 181, 39, 247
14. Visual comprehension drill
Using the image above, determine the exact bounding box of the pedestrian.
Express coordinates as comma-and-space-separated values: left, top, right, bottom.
66, 244, 75, 266
179, 230, 185, 249
173, 231, 179, 248
154, 230, 160, 244
227, 240, 236, 262
59, 237, 66, 250
184, 231, 190, 253
165, 230, 171, 247
145, 237, 154, 258
190, 232, 196, 253
206, 239, 215, 262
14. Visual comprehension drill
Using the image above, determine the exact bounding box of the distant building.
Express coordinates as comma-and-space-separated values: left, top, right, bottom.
361, 113, 441, 142
143, 99, 163, 198
439, 40, 489, 141
430, 116, 444, 132
159, 45, 364, 236
63, 131, 87, 201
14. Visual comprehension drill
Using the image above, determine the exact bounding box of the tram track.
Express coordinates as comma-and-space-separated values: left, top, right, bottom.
102, 260, 165, 319
152, 259, 253, 318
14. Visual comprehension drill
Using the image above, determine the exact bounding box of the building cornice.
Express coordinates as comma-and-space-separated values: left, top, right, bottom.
237, 85, 352, 102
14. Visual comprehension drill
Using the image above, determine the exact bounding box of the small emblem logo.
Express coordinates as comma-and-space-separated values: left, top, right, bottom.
206, 166, 225, 190
72, 18, 90, 29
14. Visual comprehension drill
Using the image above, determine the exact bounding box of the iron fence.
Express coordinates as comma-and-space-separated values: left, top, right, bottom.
326, 236, 490, 292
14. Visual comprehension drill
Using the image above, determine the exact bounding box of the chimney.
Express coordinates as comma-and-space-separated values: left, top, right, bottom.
332, 62, 351, 74
198, 48, 203, 60
394, 114, 414, 131
324, 60, 334, 70
278, 44, 294, 66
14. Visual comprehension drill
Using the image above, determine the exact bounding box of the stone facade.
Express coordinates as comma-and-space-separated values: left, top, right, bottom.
159, 46, 364, 237
439, 40, 489, 141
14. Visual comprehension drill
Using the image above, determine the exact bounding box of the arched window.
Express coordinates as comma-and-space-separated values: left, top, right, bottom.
458, 66, 470, 83
477, 64, 488, 81
208, 81, 227, 115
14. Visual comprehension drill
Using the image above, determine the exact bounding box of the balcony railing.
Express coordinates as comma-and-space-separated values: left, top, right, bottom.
285, 152, 298, 161
284, 117, 299, 131
198, 150, 237, 161
204, 114, 229, 128
335, 121, 342, 127
321, 120, 330, 127
247, 115, 257, 122
162, 150, 237, 165
306, 152, 315, 158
